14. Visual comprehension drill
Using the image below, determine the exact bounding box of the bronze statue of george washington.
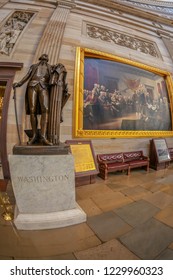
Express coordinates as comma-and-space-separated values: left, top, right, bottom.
13, 54, 69, 146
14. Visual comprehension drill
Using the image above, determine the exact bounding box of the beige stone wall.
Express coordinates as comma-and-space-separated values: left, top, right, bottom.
1, 0, 173, 157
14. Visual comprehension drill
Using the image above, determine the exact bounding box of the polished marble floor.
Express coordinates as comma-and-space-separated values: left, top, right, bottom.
1, 165, 173, 260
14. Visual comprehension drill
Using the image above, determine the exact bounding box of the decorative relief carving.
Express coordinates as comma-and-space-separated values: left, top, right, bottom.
0, 11, 34, 55
86, 24, 159, 57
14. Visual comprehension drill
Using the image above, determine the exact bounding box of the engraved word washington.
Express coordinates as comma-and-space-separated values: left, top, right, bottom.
17, 175, 69, 183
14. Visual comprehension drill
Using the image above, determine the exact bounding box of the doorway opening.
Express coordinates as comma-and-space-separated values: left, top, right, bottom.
0, 62, 23, 179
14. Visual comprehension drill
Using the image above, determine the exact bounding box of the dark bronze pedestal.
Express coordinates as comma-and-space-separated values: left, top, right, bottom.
13, 142, 70, 155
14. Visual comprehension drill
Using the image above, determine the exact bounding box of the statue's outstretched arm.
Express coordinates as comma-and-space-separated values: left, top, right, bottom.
13, 65, 34, 88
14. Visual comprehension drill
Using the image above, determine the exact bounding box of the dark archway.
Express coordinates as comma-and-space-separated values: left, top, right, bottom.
0, 62, 23, 179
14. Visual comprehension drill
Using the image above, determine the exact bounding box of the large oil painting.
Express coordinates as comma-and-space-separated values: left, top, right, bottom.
74, 47, 173, 138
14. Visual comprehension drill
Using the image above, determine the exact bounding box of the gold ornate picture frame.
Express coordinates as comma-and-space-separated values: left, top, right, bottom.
73, 47, 173, 138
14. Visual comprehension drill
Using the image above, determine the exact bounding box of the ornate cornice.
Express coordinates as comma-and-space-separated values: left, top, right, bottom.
74, 0, 173, 25
56, 0, 76, 9
8, 0, 76, 9
116, 0, 173, 7
9, 0, 57, 8
116, 0, 173, 15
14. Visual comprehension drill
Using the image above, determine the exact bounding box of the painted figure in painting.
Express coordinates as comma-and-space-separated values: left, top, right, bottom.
83, 58, 172, 132
13, 54, 69, 145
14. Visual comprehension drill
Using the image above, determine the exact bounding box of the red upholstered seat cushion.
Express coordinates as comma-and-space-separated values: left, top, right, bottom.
107, 162, 129, 170
129, 160, 148, 167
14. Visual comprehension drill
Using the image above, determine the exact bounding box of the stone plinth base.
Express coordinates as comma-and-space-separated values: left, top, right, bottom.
9, 153, 86, 230
14, 204, 86, 230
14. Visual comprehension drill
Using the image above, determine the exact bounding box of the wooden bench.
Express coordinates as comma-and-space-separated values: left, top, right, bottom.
97, 152, 129, 180
123, 151, 149, 175
97, 151, 149, 180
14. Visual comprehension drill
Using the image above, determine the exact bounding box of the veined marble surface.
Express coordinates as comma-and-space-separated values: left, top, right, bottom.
9, 154, 76, 214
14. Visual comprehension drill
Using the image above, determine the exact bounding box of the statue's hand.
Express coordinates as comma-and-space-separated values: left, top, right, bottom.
13, 82, 21, 89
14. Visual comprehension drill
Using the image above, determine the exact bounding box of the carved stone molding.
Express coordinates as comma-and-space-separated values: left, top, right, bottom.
57, 0, 76, 9
156, 30, 173, 62
86, 24, 159, 58
116, 0, 173, 15
116, 0, 173, 7
9, 0, 57, 8
0, 11, 34, 56
156, 30, 173, 39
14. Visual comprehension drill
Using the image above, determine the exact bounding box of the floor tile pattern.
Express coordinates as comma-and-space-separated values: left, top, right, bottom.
1, 166, 173, 259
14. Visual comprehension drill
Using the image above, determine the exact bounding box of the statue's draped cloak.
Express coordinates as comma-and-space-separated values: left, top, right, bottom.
47, 63, 70, 145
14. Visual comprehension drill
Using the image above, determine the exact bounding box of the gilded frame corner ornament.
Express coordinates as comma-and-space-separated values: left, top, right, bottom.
73, 47, 173, 139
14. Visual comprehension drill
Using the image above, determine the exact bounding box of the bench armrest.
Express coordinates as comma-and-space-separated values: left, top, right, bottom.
99, 162, 108, 168
142, 156, 149, 160
97, 156, 104, 164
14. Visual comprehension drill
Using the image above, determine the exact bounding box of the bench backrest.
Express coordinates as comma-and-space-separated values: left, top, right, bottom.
123, 151, 144, 162
97, 153, 124, 163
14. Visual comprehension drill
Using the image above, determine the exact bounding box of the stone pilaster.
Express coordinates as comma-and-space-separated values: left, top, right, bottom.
157, 30, 173, 62
33, 3, 73, 64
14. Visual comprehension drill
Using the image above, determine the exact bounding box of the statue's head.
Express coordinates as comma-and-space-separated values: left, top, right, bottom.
39, 54, 49, 62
